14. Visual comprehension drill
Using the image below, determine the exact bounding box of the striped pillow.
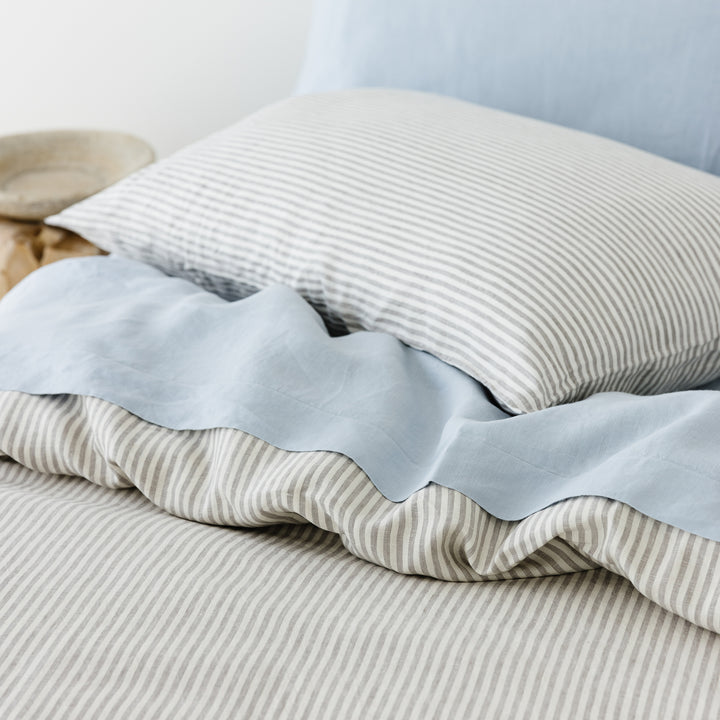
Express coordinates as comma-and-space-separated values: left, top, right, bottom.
48, 90, 720, 414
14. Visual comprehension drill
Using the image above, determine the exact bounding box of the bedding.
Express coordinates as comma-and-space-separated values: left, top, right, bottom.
0, 252, 717, 718
296, 0, 720, 175
2, 257, 720, 543
3, 36, 719, 716
47, 90, 720, 413
1, 390, 719, 637
2, 460, 720, 720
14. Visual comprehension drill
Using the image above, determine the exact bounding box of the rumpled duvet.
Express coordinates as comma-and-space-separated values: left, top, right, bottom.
0, 256, 718, 632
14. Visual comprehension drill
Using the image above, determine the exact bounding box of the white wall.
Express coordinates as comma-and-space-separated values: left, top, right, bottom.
0, 0, 314, 157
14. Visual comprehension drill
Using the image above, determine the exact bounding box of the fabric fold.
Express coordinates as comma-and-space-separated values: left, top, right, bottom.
0, 256, 719, 542
1, 390, 719, 634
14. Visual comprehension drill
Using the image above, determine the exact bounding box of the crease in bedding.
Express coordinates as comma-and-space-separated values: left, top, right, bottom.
0, 256, 719, 543
0, 391, 719, 634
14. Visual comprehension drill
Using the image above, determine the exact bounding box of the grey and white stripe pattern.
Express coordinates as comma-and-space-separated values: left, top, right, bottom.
2, 459, 720, 719
1, 390, 718, 637
49, 89, 720, 413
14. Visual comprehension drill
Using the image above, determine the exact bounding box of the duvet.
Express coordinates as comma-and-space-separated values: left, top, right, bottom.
0, 256, 719, 718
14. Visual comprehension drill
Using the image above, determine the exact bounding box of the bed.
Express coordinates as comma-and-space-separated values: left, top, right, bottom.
1, 2, 719, 718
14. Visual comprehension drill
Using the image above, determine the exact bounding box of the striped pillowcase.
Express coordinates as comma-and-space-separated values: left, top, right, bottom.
48, 89, 720, 413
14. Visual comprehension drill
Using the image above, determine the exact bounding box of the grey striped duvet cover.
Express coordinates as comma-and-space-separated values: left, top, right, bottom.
0, 391, 719, 718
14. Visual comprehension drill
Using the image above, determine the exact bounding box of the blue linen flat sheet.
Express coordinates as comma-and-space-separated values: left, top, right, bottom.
1, 256, 719, 540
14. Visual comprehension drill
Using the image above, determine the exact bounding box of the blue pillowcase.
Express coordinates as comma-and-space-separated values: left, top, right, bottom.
296, 0, 720, 175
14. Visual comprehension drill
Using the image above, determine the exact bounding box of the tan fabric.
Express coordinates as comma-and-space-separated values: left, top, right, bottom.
0, 219, 101, 299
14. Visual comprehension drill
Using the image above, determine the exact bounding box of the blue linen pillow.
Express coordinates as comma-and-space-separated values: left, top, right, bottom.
296, 0, 720, 175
